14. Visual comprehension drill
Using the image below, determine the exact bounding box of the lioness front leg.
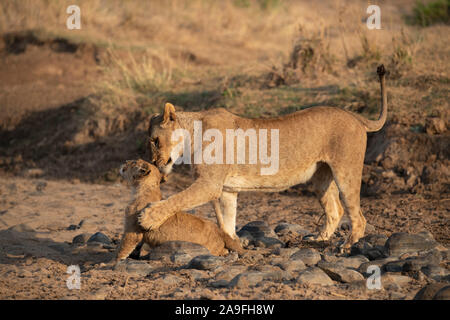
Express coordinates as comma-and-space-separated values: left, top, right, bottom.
138, 169, 227, 230
218, 191, 238, 239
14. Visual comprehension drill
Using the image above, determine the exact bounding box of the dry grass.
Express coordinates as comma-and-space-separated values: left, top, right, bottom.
1, 0, 449, 119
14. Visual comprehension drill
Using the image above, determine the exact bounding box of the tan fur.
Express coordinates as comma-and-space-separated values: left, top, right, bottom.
115, 160, 243, 262
140, 65, 388, 249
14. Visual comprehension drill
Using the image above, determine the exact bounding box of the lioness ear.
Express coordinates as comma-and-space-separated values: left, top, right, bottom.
162, 102, 176, 124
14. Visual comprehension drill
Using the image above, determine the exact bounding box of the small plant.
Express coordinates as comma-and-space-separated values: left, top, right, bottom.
409, 0, 450, 27
389, 29, 422, 78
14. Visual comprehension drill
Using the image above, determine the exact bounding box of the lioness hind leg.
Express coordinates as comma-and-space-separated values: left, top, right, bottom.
218, 192, 239, 239
332, 168, 366, 249
309, 163, 344, 241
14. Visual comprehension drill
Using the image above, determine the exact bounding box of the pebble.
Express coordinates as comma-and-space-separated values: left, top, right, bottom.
276, 259, 307, 273
350, 234, 388, 260
317, 262, 364, 283
290, 248, 321, 266
274, 223, 310, 237
113, 260, 154, 276
87, 232, 111, 245
252, 236, 284, 248
187, 255, 225, 271
433, 286, 450, 300
296, 267, 334, 286
381, 273, 413, 288
413, 283, 448, 300
385, 232, 438, 256
237, 221, 278, 239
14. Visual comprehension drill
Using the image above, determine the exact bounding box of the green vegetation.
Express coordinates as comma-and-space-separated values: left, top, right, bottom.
409, 0, 450, 26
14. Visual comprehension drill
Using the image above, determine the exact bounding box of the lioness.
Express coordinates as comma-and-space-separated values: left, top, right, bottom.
115, 159, 243, 262
139, 65, 388, 249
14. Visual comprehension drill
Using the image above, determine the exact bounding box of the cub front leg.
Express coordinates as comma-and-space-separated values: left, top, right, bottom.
115, 231, 143, 262
138, 173, 225, 230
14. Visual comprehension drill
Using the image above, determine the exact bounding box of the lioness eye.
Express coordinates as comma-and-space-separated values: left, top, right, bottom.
154, 138, 160, 148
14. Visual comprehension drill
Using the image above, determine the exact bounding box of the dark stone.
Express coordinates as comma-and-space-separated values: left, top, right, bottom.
385, 232, 438, 256
433, 286, 450, 300
421, 265, 450, 281
237, 221, 277, 239
317, 262, 365, 283
87, 232, 111, 245
252, 236, 284, 248
414, 283, 448, 300
187, 255, 224, 270
274, 223, 310, 237
350, 234, 387, 260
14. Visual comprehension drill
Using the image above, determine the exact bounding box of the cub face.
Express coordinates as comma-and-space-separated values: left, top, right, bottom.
119, 159, 162, 186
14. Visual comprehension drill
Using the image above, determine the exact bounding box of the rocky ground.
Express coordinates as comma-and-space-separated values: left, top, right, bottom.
0, 176, 448, 300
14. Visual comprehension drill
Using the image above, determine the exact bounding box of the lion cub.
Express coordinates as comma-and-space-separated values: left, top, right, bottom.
115, 159, 243, 262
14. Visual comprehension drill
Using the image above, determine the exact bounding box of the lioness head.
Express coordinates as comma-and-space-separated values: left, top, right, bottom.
148, 102, 184, 175
119, 159, 162, 187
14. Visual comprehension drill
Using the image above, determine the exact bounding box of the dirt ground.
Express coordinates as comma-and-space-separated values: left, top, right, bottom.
0, 0, 448, 300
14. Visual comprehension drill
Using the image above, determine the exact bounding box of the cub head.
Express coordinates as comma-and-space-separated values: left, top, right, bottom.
119, 159, 162, 187
148, 102, 184, 176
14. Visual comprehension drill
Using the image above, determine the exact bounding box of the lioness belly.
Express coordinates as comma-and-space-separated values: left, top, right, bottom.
223, 163, 317, 192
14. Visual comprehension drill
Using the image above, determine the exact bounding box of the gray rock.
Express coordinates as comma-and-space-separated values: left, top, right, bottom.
228, 269, 288, 288
382, 273, 413, 288
209, 279, 229, 288
296, 267, 334, 286
170, 252, 193, 265
385, 232, 438, 256
237, 221, 277, 239
350, 234, 388, 260
215, 265, 248, 281
72, 233, 91, 245
252, 237, 284, 248
87, 232, 111, 245
358, 257, 398, 276
414, 283, 449, 300
333, 255, 369, 269
440, 249, 450, 261
160, 274, 182, 286
421, 265, 450, 281
228, 272, 265, 288
403, 250, 442, 272
433, 286, 450, 300
272, 247, 298, 258
383, 260, 406, 273
274, 223, 310, 237
113, 260, 154, 276
290, 248, 321, 266
317, 262, 365, 283
187, 255, 224, 270
276, 259, 307, 273
148, 241, 209, 260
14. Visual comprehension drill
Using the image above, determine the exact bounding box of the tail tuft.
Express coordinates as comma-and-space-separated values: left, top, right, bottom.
377, 64, 386, 77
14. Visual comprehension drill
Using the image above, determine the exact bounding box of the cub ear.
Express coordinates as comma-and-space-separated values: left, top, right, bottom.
162, 102, 176, 125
